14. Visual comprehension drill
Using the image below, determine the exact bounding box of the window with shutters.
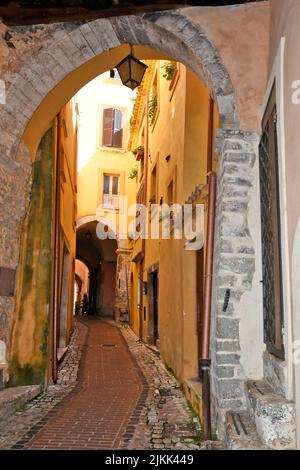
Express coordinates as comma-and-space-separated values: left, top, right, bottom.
102, 108, 123, 148
259, 84, 285, 359
102, 174, 120, 210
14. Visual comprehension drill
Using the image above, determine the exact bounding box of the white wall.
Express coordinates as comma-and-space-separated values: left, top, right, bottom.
239, 140, 264, 380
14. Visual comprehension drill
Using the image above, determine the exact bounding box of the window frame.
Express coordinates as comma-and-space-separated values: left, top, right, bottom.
100, 106, 125, 149
261, 37, 293, 400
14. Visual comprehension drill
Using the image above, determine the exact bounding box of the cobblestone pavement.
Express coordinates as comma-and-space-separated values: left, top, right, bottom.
117, 324, 201, 450
0, 319, 88, 449
0, 317, 203, 450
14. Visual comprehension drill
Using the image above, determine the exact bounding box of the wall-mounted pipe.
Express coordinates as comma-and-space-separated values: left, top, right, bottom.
52, 113, 62, 383
142, 92, 149, 258
200, 171, 217, 440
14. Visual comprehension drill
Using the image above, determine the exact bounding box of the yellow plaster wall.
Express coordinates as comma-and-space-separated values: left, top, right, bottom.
77, 150, 137, 249
59, 99, 78, 345
130, 60, 219, 384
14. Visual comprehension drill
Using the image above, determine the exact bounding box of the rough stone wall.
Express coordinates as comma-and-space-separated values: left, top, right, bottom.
210, 130, 261, 437
0, 142, 31, 378
8, 128, 54, 386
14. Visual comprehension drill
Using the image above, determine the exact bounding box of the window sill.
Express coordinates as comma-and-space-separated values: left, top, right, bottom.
97, 146, 127, 154
100, 207, 120, 214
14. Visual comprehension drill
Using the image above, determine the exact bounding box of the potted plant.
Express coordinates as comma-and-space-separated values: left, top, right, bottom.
162, 61, 177, 81
132, 145, 144, 161
128, 165, 138, 180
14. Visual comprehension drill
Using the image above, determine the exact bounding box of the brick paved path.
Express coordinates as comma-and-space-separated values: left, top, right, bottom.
0, 317, 209, 450
23, 318, 144, 449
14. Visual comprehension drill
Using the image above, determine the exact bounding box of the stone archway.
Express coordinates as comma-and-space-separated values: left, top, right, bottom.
0, 9, 262, 433
1, 12, 238, 167
0, 9, 237, 352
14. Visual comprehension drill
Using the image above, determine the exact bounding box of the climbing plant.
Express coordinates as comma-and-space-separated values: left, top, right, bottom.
129, 165, 138, 180
162, 61, 177, 81
149, 94, 158, 126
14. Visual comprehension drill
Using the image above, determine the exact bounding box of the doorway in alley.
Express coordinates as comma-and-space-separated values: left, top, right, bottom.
148, 265, 159, 347
76, 220, 117, 318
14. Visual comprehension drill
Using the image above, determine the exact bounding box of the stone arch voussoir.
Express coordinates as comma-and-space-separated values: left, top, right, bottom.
0, 9, 240, 386
0, 10, 238, 166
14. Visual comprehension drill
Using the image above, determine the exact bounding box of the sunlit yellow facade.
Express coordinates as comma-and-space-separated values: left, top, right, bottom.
129, 60, 219, 417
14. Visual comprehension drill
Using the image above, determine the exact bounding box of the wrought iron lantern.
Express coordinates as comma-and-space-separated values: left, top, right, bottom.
115, 49, 148, 90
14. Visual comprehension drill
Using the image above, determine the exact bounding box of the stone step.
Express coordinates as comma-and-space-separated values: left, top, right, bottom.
0, 385, 42, 422
225, 411, 269, 450
246, 380, 296, 449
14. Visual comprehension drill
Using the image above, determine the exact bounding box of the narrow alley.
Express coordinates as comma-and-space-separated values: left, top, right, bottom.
0, 318, 203, 450
1, 0, 300, 455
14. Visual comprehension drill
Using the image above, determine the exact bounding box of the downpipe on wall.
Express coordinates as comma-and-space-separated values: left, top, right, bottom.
52, 113, 62, 383
200, 171, 217, 441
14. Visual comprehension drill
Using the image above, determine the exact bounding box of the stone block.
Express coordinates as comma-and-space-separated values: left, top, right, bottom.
216, 238, 234, 257
236, 244, 255, 255
0, 385, 42, 422
221, 185, 251, 199
217, 299, 235, 316
221, 200, 248, 213
220, 224, 250, 238
221, 211, 247, 227
247, 380, 296, 449
217, 379, 244, 400
68, 28, 95, 61
217, 288, 242, 305
219, 255, 255, 275
215, 274, 237, 288
216, 353, 240, 365
223, 151, 256, 166
216, 366, 235, 379
222, 176, 253, 188
222, 140, 243, 152
215, 340, 240, 352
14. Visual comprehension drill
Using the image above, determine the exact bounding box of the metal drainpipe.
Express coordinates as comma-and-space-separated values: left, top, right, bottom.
200, 171, 217, 440
140, 92, 149, 338
142, 92, 149, 257
52, 113, 62, 383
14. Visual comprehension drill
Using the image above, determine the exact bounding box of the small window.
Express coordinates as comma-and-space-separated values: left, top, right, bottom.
103, 174, 120, 210
150, 165, 157, 204
167, 179, 174, 205
102, 108, 123, 148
